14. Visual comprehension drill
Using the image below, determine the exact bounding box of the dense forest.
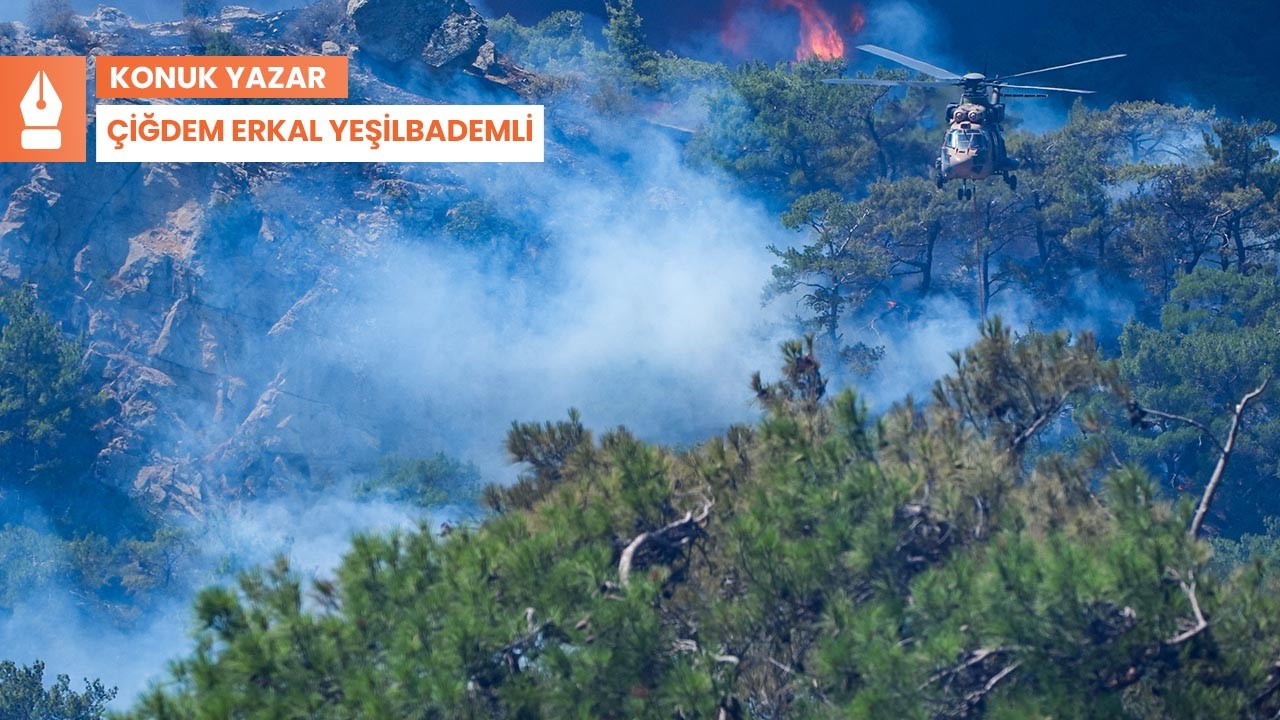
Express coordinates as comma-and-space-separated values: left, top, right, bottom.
3, 0, 1280, 717
479, 0, 1280, 120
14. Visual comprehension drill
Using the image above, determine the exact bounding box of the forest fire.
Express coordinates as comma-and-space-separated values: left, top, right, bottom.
721, 0, 864, 61
773, 0, 845, 60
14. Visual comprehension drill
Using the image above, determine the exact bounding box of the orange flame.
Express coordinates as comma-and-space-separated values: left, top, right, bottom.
771, 0, 845, 60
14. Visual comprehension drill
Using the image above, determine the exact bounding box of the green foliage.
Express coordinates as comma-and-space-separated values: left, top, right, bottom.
1204, 118, 1280, 190
1027, 102, 1212, 298
0, 660, 115, 720
483, 408, 590, 513
764, 177, 978, 370
769, 190, 892, 357
0, 525, 65, 608
489, 11, 596, 74
423, 20, 1274, 327
1051, 101, 1211, 167
860, 176, 962, 296
444, 198, 516, 243
1111, 115, 1280, 297
1117, 267, 1280, 535
0, 286, 103, 488
356, 453, 481, 507
603, 0, 660, 90
120, 332, 1280, 719
935, 319, 1119, 455
686, 84, 1274, 322
1210, 517, 1280, 576
0, 523, 191, 621
0, 286, 186, 621
10, 25, 1280, 720
179, 0, 218, 19
185, 22, 244, 56
689, 61, 918, 197
487, 6, 721, 118
1200, 118, 1280, 269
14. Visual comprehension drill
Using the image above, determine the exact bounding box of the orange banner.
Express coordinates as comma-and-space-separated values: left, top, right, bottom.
95, 56, 348, 99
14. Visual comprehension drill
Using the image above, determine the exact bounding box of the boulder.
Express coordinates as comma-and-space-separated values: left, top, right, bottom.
346, 0, 486, 68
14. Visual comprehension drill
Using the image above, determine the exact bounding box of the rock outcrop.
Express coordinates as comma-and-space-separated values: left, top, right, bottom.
347, 0, 486, 68
0, 1, 538, 516
345, 0, 536, 95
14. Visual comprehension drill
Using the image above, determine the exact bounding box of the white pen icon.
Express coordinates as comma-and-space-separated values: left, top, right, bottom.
21, 70, 62, 150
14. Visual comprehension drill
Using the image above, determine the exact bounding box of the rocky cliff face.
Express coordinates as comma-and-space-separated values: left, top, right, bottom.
0, 1, 538, 517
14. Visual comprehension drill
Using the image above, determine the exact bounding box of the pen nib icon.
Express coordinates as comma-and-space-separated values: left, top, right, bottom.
21, 70, 63, 151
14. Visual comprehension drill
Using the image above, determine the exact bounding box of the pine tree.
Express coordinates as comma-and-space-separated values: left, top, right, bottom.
603, 0, 659, 89
0, 660, 115, 720
0, 286, 102, 488
768, 191, 891, 365
1117, 267, 1280, 535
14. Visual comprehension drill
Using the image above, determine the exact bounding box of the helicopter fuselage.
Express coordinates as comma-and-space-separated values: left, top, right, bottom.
935, 98, 1017, 186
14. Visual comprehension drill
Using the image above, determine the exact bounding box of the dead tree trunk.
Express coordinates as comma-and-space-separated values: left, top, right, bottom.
618, 502, 712, 588
1189, 375, 1270, 538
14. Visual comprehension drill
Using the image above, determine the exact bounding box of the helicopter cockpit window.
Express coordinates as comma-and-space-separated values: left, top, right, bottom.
946, 130, 985, 150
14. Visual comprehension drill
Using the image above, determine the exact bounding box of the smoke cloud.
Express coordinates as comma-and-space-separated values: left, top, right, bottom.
0, 492, 440, 702
324, 121, 794, 477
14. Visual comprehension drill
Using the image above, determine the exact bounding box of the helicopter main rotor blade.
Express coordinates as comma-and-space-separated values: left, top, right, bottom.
997, 53, 1126, 80
822, 78, 955, 87
854, 44, 961, 80
997, 83, 1095, 94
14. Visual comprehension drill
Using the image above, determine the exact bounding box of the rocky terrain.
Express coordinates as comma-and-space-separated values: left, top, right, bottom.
0, 0, 540, 517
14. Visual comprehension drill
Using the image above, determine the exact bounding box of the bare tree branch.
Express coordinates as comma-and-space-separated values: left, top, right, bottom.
1168, 570, 1208, 644
920, 647, 1009, 690
923, 646, 1021, 720
1189, 374, 1271, 539
618, 502, 712, 588
1137, 406, 1226, 454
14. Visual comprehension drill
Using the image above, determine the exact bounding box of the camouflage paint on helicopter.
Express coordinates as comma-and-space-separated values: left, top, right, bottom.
826, 45, 1125, 200
940, 87, 1013, 188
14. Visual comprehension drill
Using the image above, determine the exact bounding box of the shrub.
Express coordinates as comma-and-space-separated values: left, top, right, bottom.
186, 21, 244, 55
181, 0, 220, 19
287, 0, 346, 48
26, 0, 92, 50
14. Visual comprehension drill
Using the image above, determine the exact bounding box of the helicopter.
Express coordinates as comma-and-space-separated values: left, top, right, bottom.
825, 45, 1126, 200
